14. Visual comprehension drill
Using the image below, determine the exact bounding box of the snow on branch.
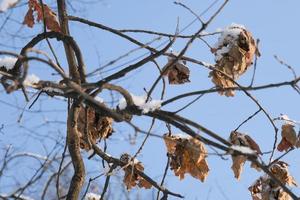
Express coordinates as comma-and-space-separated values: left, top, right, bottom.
230, 145, 256, 155
23, 74, 40, 87
118, 94, 162, 114
0, 56, 17, 70
85, 192, 101, 200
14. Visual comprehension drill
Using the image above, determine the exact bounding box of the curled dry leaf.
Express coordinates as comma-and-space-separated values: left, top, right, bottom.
23, 0, 61, 32
162, 54, 190, 85
277, 123, 298, 152
249, 161, 297, 200
77, 105, 113, 150
120, 153, 152, 190
163, 134, 209, 182
210, 24, 259, 96
270, 161, 297, 187
229, 131, 262, 180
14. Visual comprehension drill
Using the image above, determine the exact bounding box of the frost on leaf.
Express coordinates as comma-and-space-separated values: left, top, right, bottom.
77, 106, 113, 150
23, 0, 61, 32
229, 131, 262, 180
249, 161, 297, 200
210, 24, 259, 96
162, 54, 190, 85
120, 153, 152, 190
163, 134, 209, 182
277, 123, 298, 152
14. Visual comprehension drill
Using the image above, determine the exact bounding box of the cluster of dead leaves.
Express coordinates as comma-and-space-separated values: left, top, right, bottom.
77, 105, 113, 150
229, 131, 262, 180
162, 54, 190, 85
23, 0, 61, 32
120, 153, 152, 190
163, 134, 209, 182
210, 26, 259, 96
277, 123, 300, 152
249, 161, 297, 200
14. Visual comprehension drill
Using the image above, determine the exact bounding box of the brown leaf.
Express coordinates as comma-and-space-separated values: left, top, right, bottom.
231, 155, 246, 180
210, 26, 258, 96
270, 161, 297, 187
77, 105, 113, 150
163, 134, 209, 182
162, 56, 190, 85
277, 123, 297, 152
120, 153, 152, 190
249, 161, 296, 200
249, 176, 292, 200
23, 0, 61, 32
41, 5, 61, 32
229, 131, 262, 179
23, 7, 34, 28
244, 135, 262, 155
230, 131, 262, 154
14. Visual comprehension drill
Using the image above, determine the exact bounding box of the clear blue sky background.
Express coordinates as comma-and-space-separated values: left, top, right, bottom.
0, 0, 300, 199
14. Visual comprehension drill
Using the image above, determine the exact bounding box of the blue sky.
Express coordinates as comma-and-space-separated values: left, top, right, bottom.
0, 0, 300, 199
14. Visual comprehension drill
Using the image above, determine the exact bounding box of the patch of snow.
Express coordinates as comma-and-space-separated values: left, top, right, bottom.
278, 114, 299, 125
118, 94, 162, 114
0, 0, 18, 12
230, 145, 256, 154
23, 74, 40, 87
42, 87, 64, 94
214, 23, 246, 61
85, 192, 101, 200
215, 46, 230, 61
174, 133, 189, 139
19, 195, 35, 200
0, 56, 17, 70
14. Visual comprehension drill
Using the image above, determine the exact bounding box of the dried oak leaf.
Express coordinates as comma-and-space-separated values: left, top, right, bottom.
162, 54, 190, 85
277, 123, 298, 152
249, 161, 297, 200
163, 134, 209, 182
270, 161, 297, 187
249, 175, 292, 200
23, 0, 61, 32
77, 105, 113, 150
210, 24, 259, 97
229, 131, 262, 180
120, 153, 152, 190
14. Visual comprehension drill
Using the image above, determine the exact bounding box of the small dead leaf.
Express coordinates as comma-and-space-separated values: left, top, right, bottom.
23, 0, 61, 32
162, 55, 190, 85
231, 155, 246, 180
277, 123, 297, 152
163, 134, 209, 182
249, 176, 292, 200
229, 131, 262, 179
210, 25, 258, 96
249, 161, 296, 200
120, 153, 152, 190
270, 161, 297, 187
77, 105, 113, 150
23, 7, 34, 28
